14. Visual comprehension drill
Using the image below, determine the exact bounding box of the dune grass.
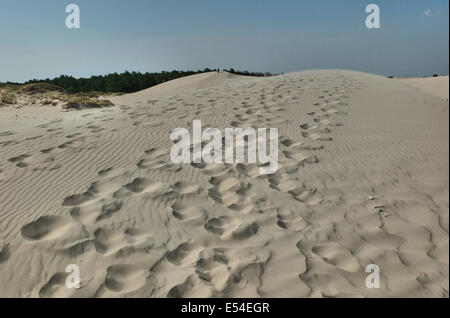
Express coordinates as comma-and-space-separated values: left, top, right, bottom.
61, 96, 114, 109
19, 83, 65, 94
0, 82, 114, 109
0, 92, 17, 104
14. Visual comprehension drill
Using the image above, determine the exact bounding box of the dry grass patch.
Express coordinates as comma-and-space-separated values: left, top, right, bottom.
0, 92, 17, 105
19, 83, 64, 95
0, 82, 115, 109
61, 96, 114, 109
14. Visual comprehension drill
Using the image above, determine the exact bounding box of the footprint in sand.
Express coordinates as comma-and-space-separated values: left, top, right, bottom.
310, 244, 361, 273
167, 274, 213, 298
195, 250, 230, 290
94, 227, 153, 255
171, 200, 205, 222
231, 222, 259, 240
208, 183, 240, 206
172, 181, 201, 195
276, 208, 309, 231
289, 186, 323, 206
0, 242, 10, 263
302, 131, 332, 142
192, 162, 230, 177
104, 264, 148, 293
39, 272, 75, 298
21, 215, 75, 241
209, 175, 240, 193
165, 242, 202, 266
283, 149, 319, 165
96, 199, 123, 221
280, 136, 303, 148
124, 178, 167, 195
40, 147, 54, 154
268, 173, 299, 192
236, 163, 261, 178
94, 228, 129, 255
8, 154, 32, 168
62, 183, 98, 206
300, 123, 319, 131
204, 216, 239, 238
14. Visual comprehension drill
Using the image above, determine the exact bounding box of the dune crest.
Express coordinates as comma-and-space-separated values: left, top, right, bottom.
398, 76, 449, 101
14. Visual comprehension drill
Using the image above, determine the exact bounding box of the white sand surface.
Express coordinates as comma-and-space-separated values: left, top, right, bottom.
398, 76, 449, 101
0, 70, 448, 297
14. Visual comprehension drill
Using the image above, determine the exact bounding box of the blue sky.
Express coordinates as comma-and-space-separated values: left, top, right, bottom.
0, 0, 448, 82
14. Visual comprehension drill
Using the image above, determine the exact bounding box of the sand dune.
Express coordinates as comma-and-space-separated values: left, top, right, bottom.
398, 76, 449, 101
0, 70, 448, 297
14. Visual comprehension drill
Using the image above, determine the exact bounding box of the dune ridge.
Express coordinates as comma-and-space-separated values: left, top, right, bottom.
398, 76, 449, 101
0, 70, 448, 297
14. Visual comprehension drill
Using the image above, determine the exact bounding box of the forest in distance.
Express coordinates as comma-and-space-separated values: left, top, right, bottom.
3, 68, 279, 94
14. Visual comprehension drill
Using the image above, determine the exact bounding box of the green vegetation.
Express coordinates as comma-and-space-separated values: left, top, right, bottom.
0, 83, 115, 109
0, 83, 19, 90
61, 96, 114, 109
20, 68, 276, 94
225, 68, 280, 77
0, 92, 17, 104
19, 83, 65, 94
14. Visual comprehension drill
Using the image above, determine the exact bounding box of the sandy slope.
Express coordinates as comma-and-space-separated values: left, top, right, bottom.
398, 76, 449, 101
0, 70, 448, 297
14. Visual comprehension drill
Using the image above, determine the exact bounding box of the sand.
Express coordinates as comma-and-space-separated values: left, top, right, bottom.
0, 70, 448, 297
398, 76, 449, 101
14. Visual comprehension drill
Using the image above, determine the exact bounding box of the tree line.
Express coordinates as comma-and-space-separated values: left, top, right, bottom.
19, 68, 278, 94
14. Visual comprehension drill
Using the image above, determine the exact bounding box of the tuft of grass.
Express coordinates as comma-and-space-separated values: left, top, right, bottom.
81, 91, 103, 98
71, 91, 121, 98
61, 96, 114, 109
19, 83, 64, 94
41, 98, 53, 105
0, 83, 19, 90
0, 92, 17, 104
